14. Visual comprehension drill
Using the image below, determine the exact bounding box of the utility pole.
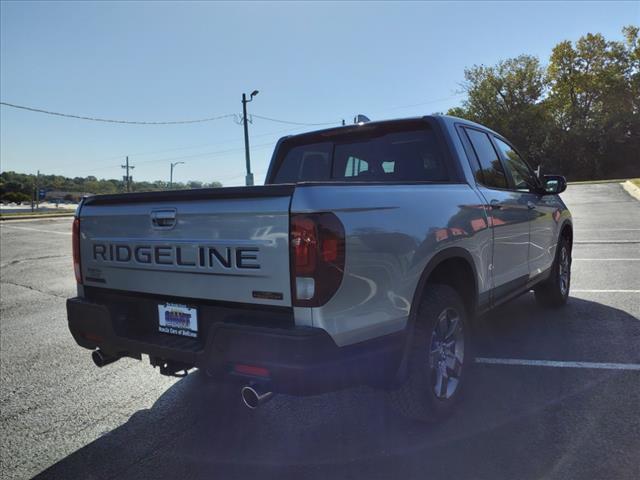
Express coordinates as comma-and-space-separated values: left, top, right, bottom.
121, 156, 135, 192
242, 90, 259, 186
169, 161, 185, 189
35, 170, 40, 211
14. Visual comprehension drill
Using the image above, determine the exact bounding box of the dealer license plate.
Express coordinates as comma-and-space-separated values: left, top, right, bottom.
158, 303, 198, 338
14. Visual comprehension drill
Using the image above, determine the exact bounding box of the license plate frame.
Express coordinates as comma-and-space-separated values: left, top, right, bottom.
158, 302, 198, 338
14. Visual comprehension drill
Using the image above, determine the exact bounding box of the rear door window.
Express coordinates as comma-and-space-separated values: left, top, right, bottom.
272, 126, 449, 183
464, 128, 508, 189
272, 142, 332, 183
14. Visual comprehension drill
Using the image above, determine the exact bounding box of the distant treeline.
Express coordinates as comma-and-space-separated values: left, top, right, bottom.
0, 171, 223, 203
447, 26, 639, 181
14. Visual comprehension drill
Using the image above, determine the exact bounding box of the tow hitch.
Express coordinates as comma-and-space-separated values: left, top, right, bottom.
150, 357, 193, 377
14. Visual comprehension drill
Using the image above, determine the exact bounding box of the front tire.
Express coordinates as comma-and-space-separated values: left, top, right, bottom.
390, 284, 471, 422
534, 235, 571, 307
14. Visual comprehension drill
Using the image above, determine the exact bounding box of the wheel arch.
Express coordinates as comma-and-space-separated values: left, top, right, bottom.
559, 219, 573, 249
395, 247, 479, 384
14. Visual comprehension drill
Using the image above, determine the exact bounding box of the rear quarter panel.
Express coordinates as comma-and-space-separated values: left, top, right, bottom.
291, 183, 492, 346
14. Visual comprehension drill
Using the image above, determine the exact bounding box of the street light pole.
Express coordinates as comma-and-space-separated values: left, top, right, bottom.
242, 90, 259, 186
170, 161, 185, 189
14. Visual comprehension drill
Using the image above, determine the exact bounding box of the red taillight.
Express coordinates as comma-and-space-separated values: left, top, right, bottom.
290, 213, 345, 307
72, 217, 82, 284
291, 217, 317, 275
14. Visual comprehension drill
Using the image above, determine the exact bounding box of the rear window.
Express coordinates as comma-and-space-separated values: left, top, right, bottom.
272, 126, 449, 183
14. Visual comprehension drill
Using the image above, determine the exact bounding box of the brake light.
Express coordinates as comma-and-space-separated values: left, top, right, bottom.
292, 217, 317, 275
290, 213, 345, 307
72, 217, 82, 284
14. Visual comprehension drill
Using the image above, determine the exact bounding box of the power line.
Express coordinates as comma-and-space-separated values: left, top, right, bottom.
251, 114, 341, 126
134, 142, 274, 166
73, 142, 276, 174
0, 101, 340, 127
0, 101, 234, 125
1, 91, 464, 128
50, 126, 301, 170
2, 93, 466, 178
385, 93, 465, 111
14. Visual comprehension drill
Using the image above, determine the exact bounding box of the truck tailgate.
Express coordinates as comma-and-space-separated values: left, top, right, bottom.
78, 186, 293, 307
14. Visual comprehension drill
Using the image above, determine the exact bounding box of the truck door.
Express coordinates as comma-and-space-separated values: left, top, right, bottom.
460, 127, 531, 300
492, 137, 557, 279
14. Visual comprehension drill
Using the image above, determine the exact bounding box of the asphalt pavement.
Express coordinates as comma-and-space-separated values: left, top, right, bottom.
1, 182, 638, 480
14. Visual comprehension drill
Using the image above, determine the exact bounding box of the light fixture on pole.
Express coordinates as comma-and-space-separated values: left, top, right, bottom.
242, 90, 259, 186
170, 161, 185, 189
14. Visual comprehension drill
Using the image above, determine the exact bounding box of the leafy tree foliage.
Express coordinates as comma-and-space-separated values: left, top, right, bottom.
448, 26, 639, 180
1, 191, 31, 204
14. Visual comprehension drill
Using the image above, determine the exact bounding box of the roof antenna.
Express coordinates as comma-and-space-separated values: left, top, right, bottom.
353, 114, 371, 125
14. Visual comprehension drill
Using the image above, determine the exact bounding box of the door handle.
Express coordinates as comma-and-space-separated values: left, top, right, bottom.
150, 209, 177, 229
489, 200, 503, 210
527, 201, 536, 210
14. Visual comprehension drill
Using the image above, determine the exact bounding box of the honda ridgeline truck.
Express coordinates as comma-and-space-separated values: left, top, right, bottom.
67, 115, 572, 421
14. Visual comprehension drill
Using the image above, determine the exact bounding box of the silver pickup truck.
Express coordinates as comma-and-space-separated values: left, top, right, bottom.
67, 115, 572, 421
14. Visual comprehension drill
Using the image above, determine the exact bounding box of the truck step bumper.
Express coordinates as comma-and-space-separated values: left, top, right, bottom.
67, 297, 404, 395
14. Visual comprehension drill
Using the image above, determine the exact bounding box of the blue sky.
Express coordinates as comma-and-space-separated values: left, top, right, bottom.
1, 1, 637, 186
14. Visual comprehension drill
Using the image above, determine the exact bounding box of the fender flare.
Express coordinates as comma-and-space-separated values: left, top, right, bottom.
394, 247, 479, 384
559, 219, 573, 247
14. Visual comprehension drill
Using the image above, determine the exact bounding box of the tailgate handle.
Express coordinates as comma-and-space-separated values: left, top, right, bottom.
150, 209, 177, 229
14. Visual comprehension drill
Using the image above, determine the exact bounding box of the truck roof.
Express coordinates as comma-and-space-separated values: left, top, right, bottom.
281, 114, 502, 142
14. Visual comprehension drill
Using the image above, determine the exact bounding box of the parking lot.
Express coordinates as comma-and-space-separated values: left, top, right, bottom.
1, 182, 638, 480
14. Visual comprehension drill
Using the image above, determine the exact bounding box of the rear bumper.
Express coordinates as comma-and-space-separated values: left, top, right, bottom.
67, 296, 404, 395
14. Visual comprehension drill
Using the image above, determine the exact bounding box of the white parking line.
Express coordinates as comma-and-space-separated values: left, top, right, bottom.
475, 357, 640, 371
574, 240, 639, 244
573, 258, 640, 261
0, 225, 71, 235
572, 289, 640, 293
575, 228, 640, 232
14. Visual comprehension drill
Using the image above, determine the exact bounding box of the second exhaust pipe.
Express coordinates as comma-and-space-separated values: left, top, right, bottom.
241, 384, 273, 409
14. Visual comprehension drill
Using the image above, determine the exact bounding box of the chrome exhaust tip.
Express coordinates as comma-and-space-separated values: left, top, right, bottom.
241, 385, 273, 409
91, 349, 120, 368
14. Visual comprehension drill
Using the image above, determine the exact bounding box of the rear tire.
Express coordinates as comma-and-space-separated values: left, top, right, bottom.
534, 235, 571, 308
390, 284, 471, 422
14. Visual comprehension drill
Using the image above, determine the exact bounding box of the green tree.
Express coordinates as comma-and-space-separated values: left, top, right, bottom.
447, 54, 550, 168
2, 192, 31, 204
448, 26, 640, 180
546, 28, 639, 178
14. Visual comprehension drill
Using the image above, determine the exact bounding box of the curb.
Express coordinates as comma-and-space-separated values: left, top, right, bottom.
0, 213, 75, 221
622, 180, 640, 201
567, 178, 630, 185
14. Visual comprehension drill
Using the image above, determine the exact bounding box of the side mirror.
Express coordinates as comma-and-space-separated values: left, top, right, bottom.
542, 175, 567, 194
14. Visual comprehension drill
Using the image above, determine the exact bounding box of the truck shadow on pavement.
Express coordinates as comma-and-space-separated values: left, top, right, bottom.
34, 294, 640, 480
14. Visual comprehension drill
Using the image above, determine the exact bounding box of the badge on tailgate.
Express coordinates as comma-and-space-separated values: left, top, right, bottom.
158, 303, 198, 338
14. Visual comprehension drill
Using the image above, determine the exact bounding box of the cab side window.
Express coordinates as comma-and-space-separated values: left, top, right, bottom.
493, 138, 536, 192
464, 128, 508, 189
